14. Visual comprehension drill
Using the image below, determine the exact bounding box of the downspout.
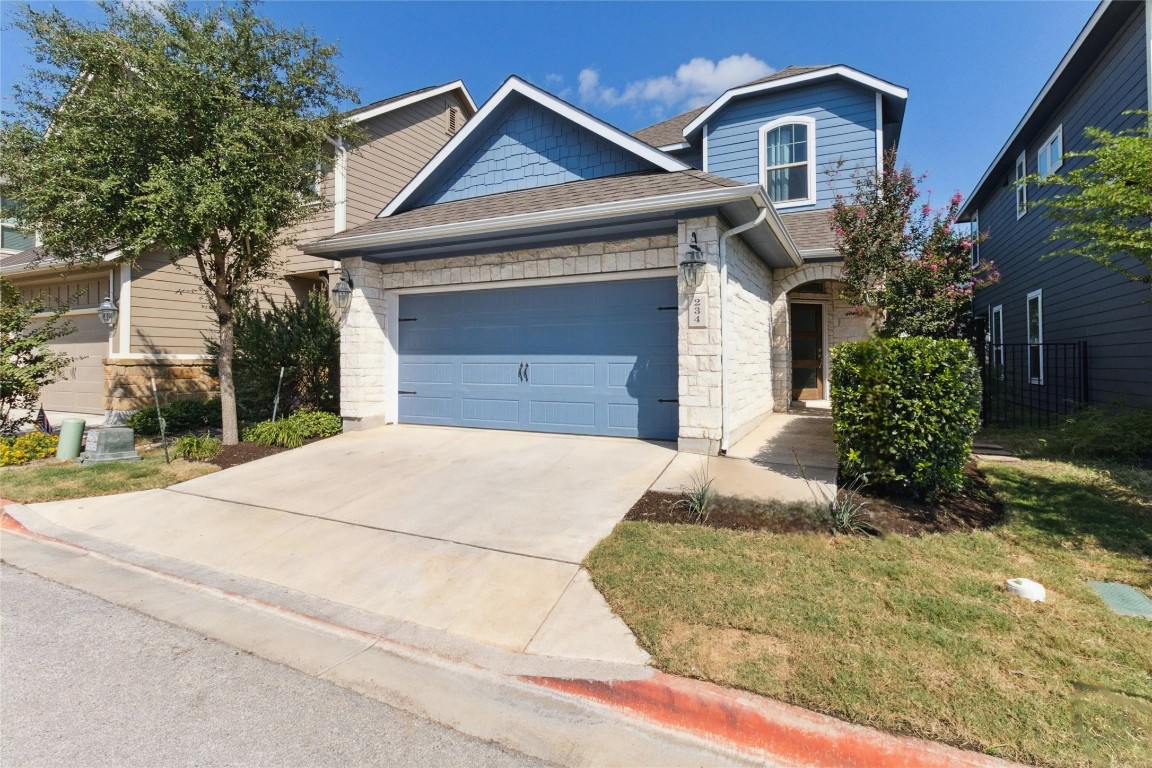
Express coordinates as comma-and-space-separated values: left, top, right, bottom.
718, 204, 769, 454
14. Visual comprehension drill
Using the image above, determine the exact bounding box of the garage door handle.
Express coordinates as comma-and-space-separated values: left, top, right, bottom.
523, 362, 529, 382
517, 363, 525, 382
658, 398, 679, 403
399, 390, 416, 395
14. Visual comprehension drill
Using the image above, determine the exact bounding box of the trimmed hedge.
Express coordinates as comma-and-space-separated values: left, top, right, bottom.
830, 338, 981, 500
126, 397, 222, 437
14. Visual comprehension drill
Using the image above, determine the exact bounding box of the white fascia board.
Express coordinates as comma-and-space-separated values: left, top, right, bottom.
682, 66, 909, 140
657, 141, 692, 152
960, 0, 1114, 218
350, 80, 477, 124
306, 184, 762, 255
377, 76, 689, 218
752, 186, 804, 267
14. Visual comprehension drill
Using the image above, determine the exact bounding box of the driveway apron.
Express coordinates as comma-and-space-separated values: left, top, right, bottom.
25, 426, 674, 661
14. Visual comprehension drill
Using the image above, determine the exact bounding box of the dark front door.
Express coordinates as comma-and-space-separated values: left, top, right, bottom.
790, 303, 824, 400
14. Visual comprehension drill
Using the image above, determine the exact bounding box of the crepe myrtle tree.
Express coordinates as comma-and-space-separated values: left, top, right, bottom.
0, 0, 358, 443
831, 150, 998, 339
1027, 114, 1152, 289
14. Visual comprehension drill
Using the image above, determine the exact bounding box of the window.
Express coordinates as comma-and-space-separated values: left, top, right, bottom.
989, 304, 1004, 367
970, 210, 980, 267
1027, 289, 1044, 384
759, 116, 816, 207
1015, 152, 1028, 219
1037, 125, 1063, 178
0, 193, 35, 252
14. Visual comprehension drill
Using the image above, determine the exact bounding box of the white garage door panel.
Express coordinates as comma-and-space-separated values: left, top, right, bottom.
36, 314, 107, 414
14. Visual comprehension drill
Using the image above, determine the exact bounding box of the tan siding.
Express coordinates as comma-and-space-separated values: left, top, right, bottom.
129, 252, 216, 355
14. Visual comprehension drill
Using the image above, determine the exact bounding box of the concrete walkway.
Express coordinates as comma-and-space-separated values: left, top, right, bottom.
653, 413, 836, 503
18, 425, 675, 665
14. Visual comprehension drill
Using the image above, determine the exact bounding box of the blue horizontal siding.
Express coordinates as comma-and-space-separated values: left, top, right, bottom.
705, 81, 878, 209
419, 97, 654, 206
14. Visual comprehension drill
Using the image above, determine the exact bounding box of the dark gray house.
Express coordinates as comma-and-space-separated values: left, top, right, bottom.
960, 0, 1151, 411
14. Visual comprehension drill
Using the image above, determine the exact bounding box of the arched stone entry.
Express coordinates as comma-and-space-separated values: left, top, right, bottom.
770, 264, 871, 409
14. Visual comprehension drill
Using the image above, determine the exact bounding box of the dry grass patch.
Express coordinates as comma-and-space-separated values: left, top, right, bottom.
586, 459, 1152, 767
0, 448, 217, 503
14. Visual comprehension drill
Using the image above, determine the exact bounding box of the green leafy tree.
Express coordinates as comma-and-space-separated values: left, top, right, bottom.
0, 1, 356, 443
1029, 115, 1152, 287
831, 150, 998, 339
0, 277, 75, 434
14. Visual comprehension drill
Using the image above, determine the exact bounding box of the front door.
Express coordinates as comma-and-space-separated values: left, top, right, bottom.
790, 303, 824, 400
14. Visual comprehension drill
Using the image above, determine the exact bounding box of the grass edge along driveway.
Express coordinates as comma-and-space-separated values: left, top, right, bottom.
1, 449, 217, 504
586, 459, 1152, 768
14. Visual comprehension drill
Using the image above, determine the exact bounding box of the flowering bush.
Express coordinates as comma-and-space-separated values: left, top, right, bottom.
0, 431, 60, 466
831, 150, 998, 339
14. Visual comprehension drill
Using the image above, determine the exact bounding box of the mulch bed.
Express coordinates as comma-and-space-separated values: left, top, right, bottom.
625, 462, 1004, 537
208, 441, 288, 469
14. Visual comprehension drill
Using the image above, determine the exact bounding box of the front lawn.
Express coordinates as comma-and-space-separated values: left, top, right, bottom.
586, 459, 1152, 767
0, 448, 218, 503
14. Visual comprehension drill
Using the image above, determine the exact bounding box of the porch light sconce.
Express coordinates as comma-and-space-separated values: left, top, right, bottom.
96, 295, 119, 330
331, 273, 354, 312
680, 232, 706, 289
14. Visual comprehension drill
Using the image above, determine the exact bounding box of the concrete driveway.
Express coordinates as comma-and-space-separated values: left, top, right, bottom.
24, 426, 675, 662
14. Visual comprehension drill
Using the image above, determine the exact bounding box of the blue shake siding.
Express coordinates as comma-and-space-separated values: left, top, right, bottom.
420, 98, 653, 206
705, 81, 878, 209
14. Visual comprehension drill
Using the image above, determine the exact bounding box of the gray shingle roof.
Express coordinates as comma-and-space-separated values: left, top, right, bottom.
313, 170, 746, 244
780, 210, 836, 251
344, 81, 464, 120
632, 66, 834, 147
0, 248, 50, 273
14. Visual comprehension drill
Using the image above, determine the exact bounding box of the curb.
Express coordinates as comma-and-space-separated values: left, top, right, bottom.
3, 509, 1022, 768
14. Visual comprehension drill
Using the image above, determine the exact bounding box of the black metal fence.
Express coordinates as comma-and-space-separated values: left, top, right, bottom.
976, 341, 1088, 427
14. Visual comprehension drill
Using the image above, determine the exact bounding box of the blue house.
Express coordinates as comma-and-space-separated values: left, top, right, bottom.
304, 66, 907, 454
960, 0, 1151, 412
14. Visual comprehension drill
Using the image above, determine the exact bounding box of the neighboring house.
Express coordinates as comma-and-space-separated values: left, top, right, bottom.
303, 66, 907, 454
0, 81, 476, 420
960, 0, 1151, 409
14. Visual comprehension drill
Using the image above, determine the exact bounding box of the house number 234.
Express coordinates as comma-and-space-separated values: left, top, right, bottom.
688, 294, 708, 328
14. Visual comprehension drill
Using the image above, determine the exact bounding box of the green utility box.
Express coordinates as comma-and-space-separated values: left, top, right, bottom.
55, 418, 86, 461
77, 426, 141, 465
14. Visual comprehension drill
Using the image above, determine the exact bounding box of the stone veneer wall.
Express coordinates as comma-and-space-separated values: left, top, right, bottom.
675, 217, 723, 454
769, 263, 871, 407
724, 230, 775, 445
104, 358, 217, 414
340, 233, 679, 428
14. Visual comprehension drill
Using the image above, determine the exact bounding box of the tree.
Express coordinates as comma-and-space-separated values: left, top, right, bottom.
1029, 115, 1152, 287
0, 1, 356, 443
831, 150, 998, 339
0, 277, 75, 435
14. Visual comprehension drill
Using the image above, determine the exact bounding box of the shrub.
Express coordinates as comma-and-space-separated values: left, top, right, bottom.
207, 290, 340, 422
0, 277, 75, 434
127, 398, 222, 437
171, 434, 222, 462
831, 338, 981, 500
1046, 405, 1152, 462
0, 431, 60, 466
288, 410, 342, 439
242, 418, 304, 449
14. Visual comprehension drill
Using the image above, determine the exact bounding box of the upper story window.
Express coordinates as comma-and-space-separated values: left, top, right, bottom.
1015, 152, 1028, 219
0, 193, 35, 252
1037, 125, 1063, 178
759, 116, 817, 208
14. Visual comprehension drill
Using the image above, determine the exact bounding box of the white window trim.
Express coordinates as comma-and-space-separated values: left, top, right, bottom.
758, 115, 817, 210
1015, 152, 1028, 220
970, 209, 980, 267
1026, 289, 1044, 385
989, 304, 1004, 367
1038, 124, 1063, 178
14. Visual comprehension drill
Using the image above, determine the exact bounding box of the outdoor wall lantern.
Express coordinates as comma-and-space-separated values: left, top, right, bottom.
679, 232, 706, 289
96, 295, 119, 330
331, 273, 354, 311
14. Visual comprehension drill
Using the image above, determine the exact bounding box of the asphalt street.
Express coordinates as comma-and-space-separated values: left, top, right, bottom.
0, 564, 549, 768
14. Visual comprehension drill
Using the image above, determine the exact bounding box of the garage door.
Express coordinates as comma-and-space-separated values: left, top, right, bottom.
37, 313, 106, 414
398, 278, 678, 440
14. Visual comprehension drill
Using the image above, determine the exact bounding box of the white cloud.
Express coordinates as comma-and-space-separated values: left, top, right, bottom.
577, 55, 774, 112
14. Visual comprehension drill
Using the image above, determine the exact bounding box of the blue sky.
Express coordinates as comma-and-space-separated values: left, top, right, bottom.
1, 1, 1097, 205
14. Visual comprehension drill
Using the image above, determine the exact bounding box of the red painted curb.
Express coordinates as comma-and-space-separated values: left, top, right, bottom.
527, 673, 1015, 768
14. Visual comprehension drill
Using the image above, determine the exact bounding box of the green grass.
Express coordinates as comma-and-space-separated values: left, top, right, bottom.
586, 459, 1152, 767
0, 448, 218, 503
